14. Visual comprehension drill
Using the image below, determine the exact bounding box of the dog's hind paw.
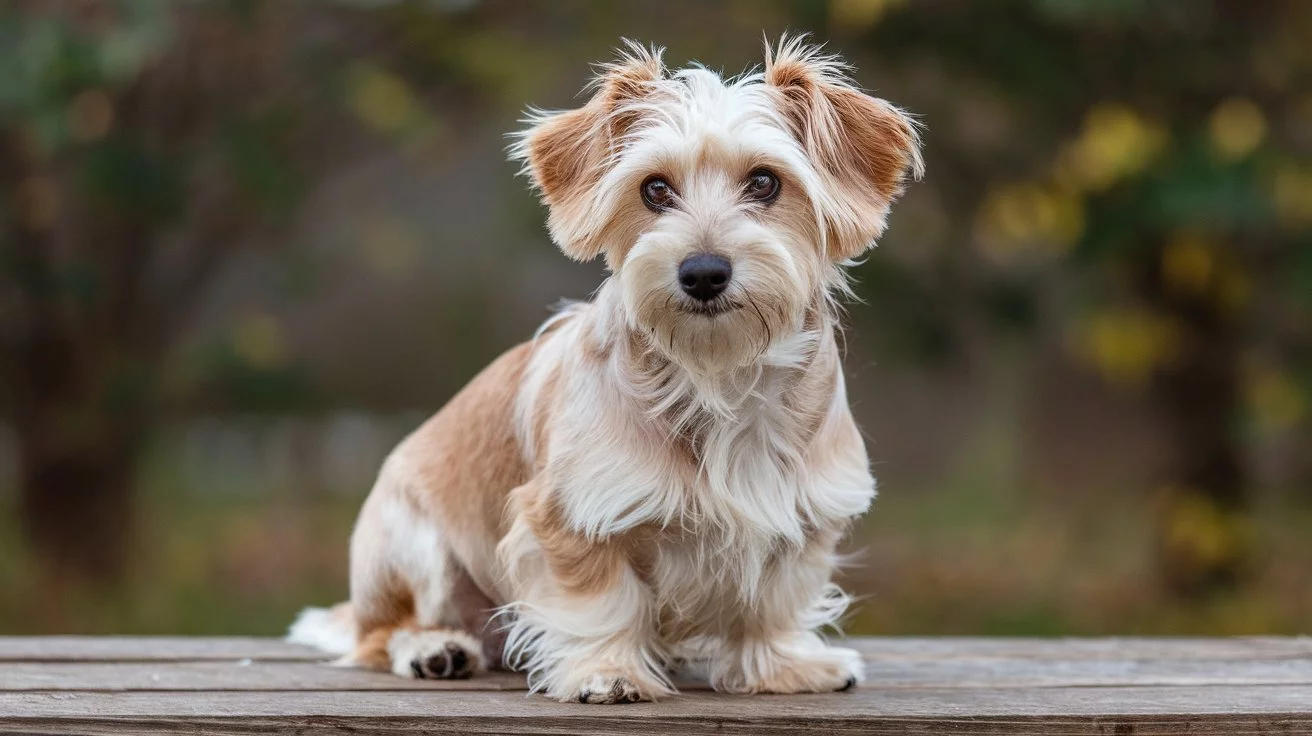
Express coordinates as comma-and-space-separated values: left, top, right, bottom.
388, 629, 483, 680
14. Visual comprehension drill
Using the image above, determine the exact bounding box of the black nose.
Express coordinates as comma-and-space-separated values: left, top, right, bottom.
677, 254, 732, 302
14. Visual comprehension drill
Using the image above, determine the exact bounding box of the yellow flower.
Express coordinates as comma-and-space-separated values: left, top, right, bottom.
1074, 308, 1182, 390
1163, 491, 1252, 570
1209, 98, 1266, 161
1055, 103, 1166, 192
829, 0, 907, 30
974, 182, 1084, 259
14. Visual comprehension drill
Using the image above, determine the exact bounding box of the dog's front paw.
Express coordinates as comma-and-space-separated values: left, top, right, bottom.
715, 642, 864, 694
764, 645, 864, 693
388, 629, 484, 680
574, 673, 646, 704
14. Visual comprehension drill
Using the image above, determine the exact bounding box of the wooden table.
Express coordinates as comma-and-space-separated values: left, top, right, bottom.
1, 636, 1310, 734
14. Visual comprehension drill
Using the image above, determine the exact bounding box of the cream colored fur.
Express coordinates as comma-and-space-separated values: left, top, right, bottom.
289, 36, 921, 704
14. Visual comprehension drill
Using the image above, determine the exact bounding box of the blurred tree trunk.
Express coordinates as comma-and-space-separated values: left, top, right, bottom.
5, 161, 152, 584
2, 3, 302, 585
1142, 241, 1250, 599
16, 409, 147, 584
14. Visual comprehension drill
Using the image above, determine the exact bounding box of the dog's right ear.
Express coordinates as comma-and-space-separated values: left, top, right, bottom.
513, 41, 665, 262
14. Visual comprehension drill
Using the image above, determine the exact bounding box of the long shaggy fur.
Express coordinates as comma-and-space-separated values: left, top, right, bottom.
289, 35, 921, 704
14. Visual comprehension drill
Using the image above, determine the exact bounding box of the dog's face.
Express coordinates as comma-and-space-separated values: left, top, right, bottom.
515, 39, 921, 373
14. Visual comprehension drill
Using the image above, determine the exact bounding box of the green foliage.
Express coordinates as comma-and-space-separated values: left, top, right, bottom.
220, 114, 304, 220
80, 140, 185, 220
0, 1, 170, 147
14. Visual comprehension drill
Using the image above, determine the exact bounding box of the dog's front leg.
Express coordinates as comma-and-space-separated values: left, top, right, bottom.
708, 550, 865, 694
499, 497, 674, 704
507, 563, 674, 703
543, 573, 674, 702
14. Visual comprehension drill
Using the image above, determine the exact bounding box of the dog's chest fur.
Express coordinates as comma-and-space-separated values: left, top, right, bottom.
516, 313, 875, 632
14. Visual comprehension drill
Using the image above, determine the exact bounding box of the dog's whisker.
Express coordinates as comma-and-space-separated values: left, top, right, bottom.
746, 295, 772, 358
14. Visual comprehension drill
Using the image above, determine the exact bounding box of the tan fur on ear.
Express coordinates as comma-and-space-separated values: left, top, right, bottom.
513, 41, 666, 261
765, 36, 923, 260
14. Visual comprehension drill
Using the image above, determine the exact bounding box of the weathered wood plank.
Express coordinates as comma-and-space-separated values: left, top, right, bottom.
2, 638, 1309, 734
847, 636, 1312, 661
0, 637, 325, 663
4, 636, 1309, 663
1, 687, 1309, 735
0, 662, 528, 692
2, 656, 1311, 692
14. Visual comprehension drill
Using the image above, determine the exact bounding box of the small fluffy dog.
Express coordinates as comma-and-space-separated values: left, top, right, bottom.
289, 37, 921, 703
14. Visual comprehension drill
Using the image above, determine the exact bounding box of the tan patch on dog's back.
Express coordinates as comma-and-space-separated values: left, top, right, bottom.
396, 343, 536, 592
347, 341, 541, 672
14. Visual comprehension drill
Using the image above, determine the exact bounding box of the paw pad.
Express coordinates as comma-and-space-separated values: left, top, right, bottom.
388, 630, 483, 680
411, 641, 475, 679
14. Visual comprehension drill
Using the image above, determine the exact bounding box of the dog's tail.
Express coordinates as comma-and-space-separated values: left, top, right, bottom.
287, 602, 356, 655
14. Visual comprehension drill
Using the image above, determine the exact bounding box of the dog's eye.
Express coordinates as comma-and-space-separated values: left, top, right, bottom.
641, 176, 676, 212
744, 169, 781, 203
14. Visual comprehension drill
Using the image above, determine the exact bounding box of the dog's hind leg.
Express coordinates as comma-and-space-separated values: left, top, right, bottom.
345, 477, 488, 679
382, 559, 493, 680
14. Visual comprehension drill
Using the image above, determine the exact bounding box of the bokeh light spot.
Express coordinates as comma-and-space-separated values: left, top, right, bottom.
348, 64, 417, 134
1209, 98, 1266, 161
232, 314, 286, 370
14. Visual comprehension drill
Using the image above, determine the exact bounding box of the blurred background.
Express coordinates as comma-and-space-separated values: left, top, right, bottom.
1, 0, 1310, 637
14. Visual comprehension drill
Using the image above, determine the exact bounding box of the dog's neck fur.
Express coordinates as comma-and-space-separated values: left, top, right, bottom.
586, 275, 840, 445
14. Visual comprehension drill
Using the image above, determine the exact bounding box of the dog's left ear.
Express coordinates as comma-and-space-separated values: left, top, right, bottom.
514, 41, 666, 261
765, 37, 923, 261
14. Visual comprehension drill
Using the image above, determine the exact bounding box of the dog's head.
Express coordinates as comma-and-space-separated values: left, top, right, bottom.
513, 37, 921, 373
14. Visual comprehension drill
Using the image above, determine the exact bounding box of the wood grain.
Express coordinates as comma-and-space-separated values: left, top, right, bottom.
0, 688, 1310, 734
6, 635, 1310, 662
0, 637, 325, 663
2, 656, 1310, 692
0, 637, 1309, 734
847, 636, 1312, 661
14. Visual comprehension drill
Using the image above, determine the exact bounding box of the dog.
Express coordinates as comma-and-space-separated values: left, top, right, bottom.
288, 36, 921, 704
